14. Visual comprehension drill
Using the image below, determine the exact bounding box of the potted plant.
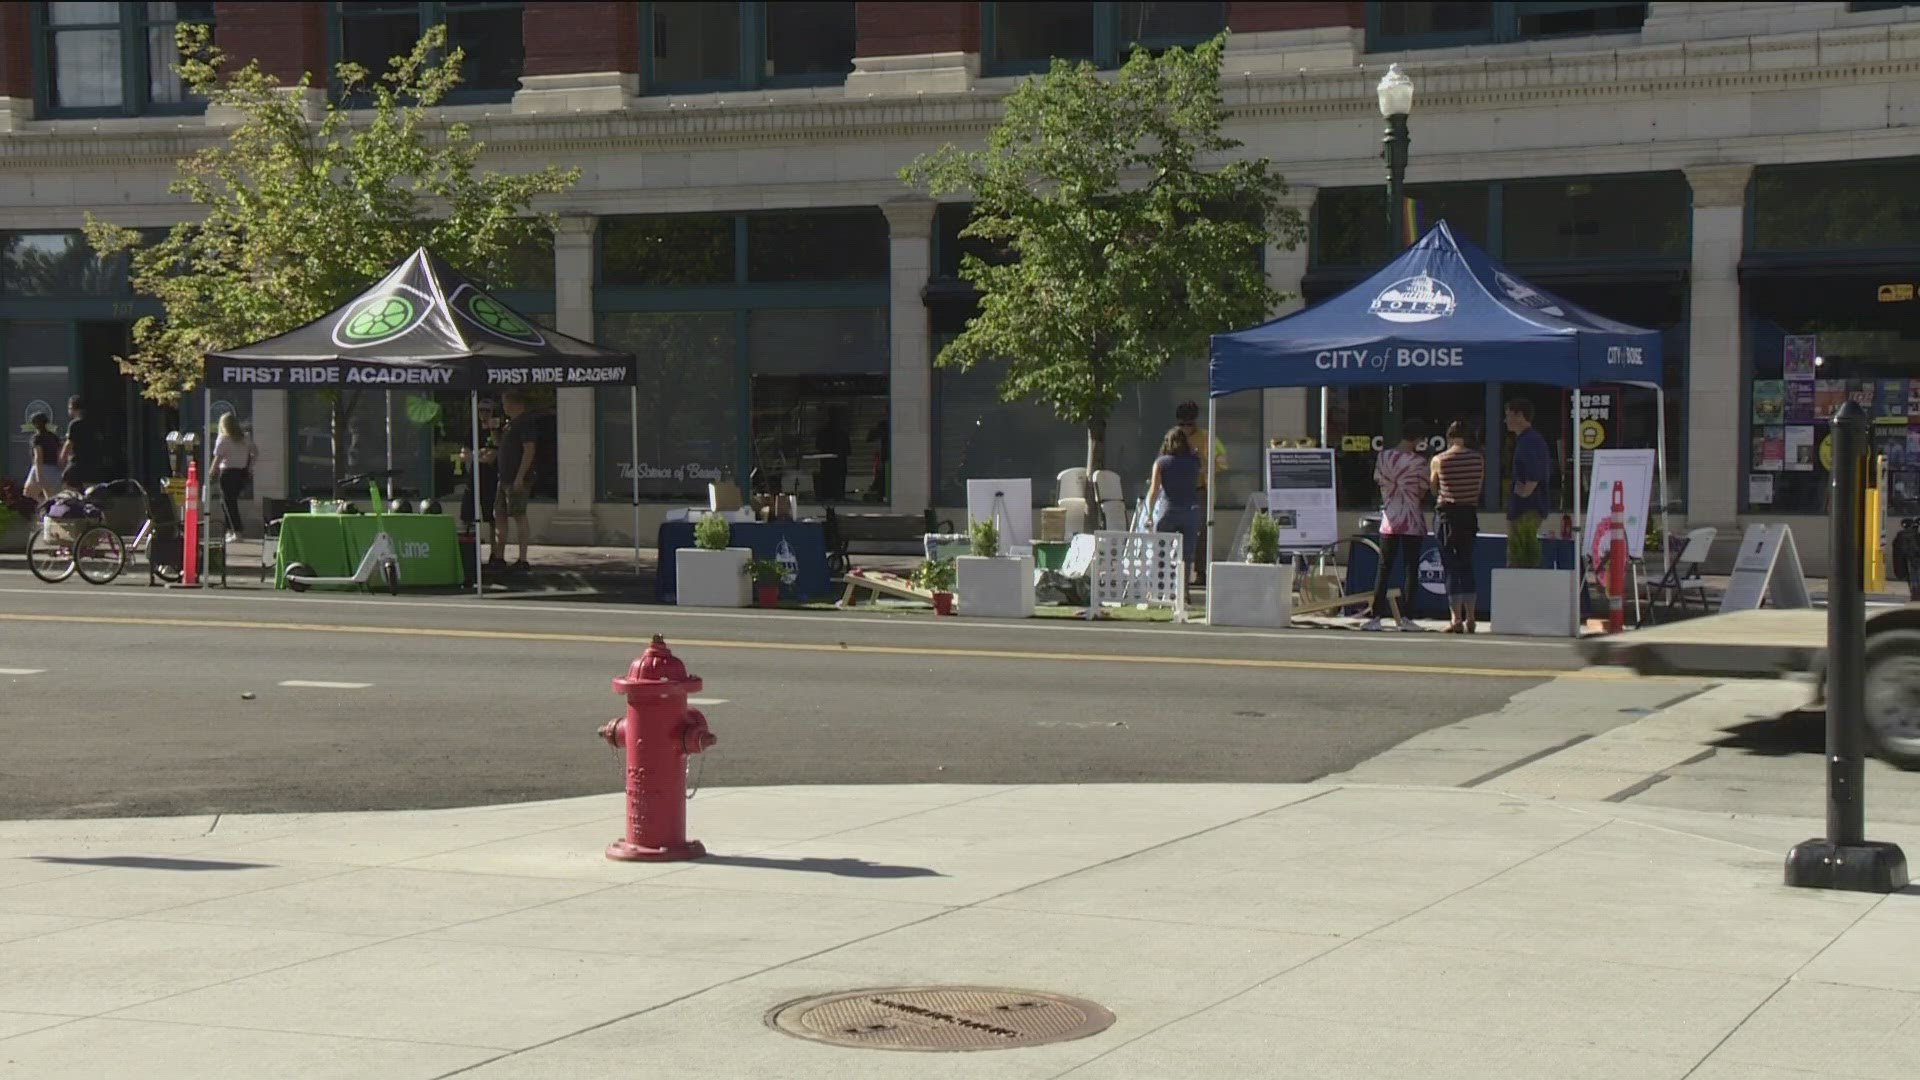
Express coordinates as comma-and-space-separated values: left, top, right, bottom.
1492, 514, 1578, 637
1207, 510, 1294, 628
0, 479, 34, 554
676, 513, 751, 607
912, 557, 957, 616
955, 516, 1034, 619
748, 559, 785, 608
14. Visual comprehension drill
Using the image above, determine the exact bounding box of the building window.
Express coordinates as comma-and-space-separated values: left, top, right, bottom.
1501, 174, 1690, 261
645, 1, 855, 92
333, 2, 525, 102
0, 231, 133, 297
983, 2, 1225, 74
38, 2, 214, 116
1311, 183, 1491, 268
599, 214, 736, 287
745, 209, 888, 284
1752, 162, 1920, 253
596, 312, 741, 502
1850, 3, 1920, 11
1367, 2, 1647, 51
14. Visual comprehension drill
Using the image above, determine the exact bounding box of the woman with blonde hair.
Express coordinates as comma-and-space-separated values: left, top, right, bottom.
210, 412, 256, 542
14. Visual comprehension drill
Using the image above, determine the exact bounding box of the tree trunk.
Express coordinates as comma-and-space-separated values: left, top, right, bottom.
1085, 414, 1108, 530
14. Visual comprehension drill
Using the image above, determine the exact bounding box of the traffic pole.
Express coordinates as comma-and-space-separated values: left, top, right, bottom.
1606, 480, 1627, 634
1786, 400, 1908, 892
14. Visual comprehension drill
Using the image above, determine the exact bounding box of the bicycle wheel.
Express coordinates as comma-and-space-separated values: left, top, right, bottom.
74, 527, 127, 585
25, 525, 76, 584
146, 540, 183, 583
380, 559, 400, 596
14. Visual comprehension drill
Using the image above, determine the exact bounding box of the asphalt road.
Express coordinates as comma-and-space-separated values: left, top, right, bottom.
0, 582, 1585, 818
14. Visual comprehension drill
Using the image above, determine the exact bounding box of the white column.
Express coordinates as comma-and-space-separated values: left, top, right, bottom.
882, 198, 937, 513
1682, 163, 1752, 529
1263, 186, 1315, 447
250, 390, 288, 501
547, 214, 599, 544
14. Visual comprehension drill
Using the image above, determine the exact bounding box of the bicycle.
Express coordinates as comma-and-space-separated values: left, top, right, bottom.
25, 498, 125, 586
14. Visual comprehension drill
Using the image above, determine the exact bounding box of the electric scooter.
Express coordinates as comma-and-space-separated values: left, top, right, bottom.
283, 470, 403, 595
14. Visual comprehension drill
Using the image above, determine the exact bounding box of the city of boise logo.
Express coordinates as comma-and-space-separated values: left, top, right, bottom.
1495, 271, 1564, 317
1369, 274, 1456, 323
331, 284, 433, 349
450, 284, 546, 347
1417, 548, 1447, 595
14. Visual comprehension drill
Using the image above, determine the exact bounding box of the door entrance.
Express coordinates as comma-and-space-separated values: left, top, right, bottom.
77, 321, 175, 485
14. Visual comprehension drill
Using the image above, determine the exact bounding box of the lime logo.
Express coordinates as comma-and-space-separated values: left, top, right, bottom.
345, 296, 414, 340
450, 284, 545, 346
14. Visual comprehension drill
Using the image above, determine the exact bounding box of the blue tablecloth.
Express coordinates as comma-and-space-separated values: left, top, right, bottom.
1343, 532, 1583, 621
655, 521, 833, 603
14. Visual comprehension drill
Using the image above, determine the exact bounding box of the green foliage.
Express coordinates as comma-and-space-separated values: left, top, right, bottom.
748, 559, 785, 584
404, 395, 443, 428
901, 34, 1303, 475
1507, 514, 1542, 570
83, 23, 576, 478
1246, 511, 1281, 565
969, 517, 1000, 559
694, 513, 732, 551
911, 557, 956, 593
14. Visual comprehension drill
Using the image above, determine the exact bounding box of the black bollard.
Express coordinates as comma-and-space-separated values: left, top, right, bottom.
1785, 401, 1909, 892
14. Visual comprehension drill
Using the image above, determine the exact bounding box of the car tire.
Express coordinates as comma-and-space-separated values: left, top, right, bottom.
1862, 628, 1920, 770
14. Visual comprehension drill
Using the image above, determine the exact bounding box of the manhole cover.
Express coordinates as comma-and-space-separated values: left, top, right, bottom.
767, 986, 1115, 1052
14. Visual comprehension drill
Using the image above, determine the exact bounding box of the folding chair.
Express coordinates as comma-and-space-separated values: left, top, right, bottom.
1646, 526, 1716, 618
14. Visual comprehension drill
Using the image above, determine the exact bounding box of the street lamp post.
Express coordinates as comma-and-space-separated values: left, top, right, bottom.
1377, 64, 1415, 249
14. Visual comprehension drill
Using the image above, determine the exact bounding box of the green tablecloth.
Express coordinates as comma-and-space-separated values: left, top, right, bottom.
274, 513, 462, 590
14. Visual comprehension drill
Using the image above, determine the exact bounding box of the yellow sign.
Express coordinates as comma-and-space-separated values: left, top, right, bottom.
1878, 283, 1915, 303
1341, 435, 1373, 452
1579, 419, 1605, 450
1819, 434, 1833, 471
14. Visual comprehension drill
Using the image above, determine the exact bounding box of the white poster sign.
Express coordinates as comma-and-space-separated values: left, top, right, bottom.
1264, 448, 1339, 550
1581, 449, 1657, 562
966, 478, 1034, 553
1719, 523, 1811, 613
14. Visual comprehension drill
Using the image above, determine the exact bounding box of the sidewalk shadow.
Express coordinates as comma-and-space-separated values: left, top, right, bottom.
1709, 709, 1825, 758
699, 854, 943, 879
26, 855, 273, 871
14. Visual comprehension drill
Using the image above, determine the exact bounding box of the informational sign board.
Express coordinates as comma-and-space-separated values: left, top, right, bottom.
966, 477, 1033, 553
1580, 449, 1657, 562
1719, 523, 1812, 613
1264, 448, 1338, 550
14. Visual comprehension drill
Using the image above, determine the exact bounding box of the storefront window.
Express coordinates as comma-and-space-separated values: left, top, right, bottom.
764, 2, 856, 81
595, 312, 740, 502
0, 231, 131, 297
749, 308, 888, 503
291, 390, 435, 499
599, 214, 735, 287
933, 348, 1259, 511
334, 2, 523, 101
1312, 183, 1489, 267
1502, 174, 1689, 261
1752, 162, 1920, 252
4, 322, 71, 484
745, 209, 888, 283
1369, 1, 1646, 50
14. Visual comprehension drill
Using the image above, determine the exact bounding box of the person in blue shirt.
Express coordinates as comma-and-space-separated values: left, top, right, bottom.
1504, 398, 1551, 565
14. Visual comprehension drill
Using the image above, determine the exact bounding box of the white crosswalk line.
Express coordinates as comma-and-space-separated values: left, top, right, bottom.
0, 668, 46, 676
278, 680, 373, 690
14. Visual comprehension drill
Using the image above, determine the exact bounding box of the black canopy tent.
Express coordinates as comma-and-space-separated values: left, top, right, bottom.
203, 248, 641, 595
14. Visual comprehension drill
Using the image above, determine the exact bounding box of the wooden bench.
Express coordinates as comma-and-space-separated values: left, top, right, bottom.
822, 507, 951, 576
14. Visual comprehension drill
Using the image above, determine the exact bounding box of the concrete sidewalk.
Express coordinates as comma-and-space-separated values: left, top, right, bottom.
0, 784, 1914, 1079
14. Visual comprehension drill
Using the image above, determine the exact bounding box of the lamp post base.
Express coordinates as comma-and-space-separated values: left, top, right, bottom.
1785, 839, 1909, 892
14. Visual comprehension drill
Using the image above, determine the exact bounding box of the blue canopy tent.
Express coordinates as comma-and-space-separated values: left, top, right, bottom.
1206, 221, 1671, 619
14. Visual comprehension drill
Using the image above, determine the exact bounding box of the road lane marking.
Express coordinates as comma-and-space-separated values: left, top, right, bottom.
688, 697, 728, 705
0, 667, 45, 675
278, 680, 372, 690
0, 611, 1638, 682
0, 586, 1570, 649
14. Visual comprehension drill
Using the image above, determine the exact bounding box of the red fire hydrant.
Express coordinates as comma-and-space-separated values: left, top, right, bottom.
596, 635, 717, 862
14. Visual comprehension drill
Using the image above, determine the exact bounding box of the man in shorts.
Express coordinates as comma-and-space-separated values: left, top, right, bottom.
489, 390, 536, 573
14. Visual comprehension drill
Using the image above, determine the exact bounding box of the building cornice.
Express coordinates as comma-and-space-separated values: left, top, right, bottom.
0, 23, 1915, 170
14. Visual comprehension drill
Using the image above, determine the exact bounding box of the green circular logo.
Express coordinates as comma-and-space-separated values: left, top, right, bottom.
344, 296, 415, 341
467, 294, 531, 338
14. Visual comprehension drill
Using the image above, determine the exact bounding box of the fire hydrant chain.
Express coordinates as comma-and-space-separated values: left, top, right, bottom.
596, 635, 718, 862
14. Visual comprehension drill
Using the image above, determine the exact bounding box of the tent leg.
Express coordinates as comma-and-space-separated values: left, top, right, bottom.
384, 390, 393, 475
1655, 385, 1673, 583
631, 385, 641, 572
1318, 387, 1329, 450
471, 391, 483, 598
1570, 389, 1583, 637
1205, 396, 1217, 626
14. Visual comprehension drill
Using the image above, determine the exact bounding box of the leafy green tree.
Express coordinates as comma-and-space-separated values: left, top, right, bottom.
902, 34, 1303, 498
86, 23, 577, 482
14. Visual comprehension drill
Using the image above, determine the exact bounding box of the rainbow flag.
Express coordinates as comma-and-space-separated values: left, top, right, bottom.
1401, 196, 1420, 247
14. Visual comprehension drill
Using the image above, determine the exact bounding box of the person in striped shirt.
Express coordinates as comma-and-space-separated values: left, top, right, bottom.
1430, 422, 1487, 634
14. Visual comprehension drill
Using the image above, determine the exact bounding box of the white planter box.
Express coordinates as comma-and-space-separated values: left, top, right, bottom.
676, 547, 751, 608
1492, 567, 1579, 637
957, 554, 1035, 619
1206, 561, 1295, 628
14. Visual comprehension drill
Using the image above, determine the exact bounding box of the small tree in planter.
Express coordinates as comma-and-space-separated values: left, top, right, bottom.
912, 557, 957, 616
748, 559, 785, 608
1492, 513, 1577, 637
956, 515, 1033, 618
1207, 510, 1294, 628
677, 513, 751, 607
